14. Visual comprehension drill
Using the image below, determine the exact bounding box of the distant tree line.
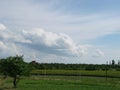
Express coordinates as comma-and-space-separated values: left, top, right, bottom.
30, 60, 120, 71
1, 55, 119, 88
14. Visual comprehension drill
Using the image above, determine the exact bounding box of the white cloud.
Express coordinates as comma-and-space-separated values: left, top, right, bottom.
0, 42, 20, 58
0, 41, 7, 51
0, 23, 106, 63
92, 49, 104, 57
0, 23, 105, 59
0, 0, 110, 63
22, 28, 88, 56
0, 0, 120, 42
0, 24, 6, 31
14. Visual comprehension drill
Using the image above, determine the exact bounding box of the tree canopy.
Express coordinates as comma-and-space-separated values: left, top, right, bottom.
0, 55, 31, 88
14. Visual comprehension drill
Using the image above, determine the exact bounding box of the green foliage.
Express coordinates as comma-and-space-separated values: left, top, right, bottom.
0, 55, 31, 88
85, 65, 97, 70
31, 69, 120, 78
0, 55, 30, 77
112, 60, 115, 65
2, 76, 120, 90
29, 62, 120, 71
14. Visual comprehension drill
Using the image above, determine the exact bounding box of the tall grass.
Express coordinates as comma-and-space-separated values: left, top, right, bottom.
1, 76, 120, 90
31, 70, 120, 78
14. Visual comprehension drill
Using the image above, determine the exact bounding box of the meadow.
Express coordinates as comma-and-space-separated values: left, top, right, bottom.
0, 70, 120, 90
31, 69, 120, 78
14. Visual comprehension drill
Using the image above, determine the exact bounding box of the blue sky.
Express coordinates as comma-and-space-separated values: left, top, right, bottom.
0, 0, 120, 64
91, 33, 120, 48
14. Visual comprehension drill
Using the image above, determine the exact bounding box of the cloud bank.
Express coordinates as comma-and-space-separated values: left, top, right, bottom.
0, 24, 104, 59
22, 28, 89, 56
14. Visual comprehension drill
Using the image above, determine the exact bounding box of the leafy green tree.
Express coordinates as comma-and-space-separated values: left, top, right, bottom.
85, 64, 97, 71
0, 55, 31, 88
112, 60, 115, 65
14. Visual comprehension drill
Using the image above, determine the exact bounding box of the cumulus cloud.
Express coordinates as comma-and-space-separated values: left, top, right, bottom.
0, 26, 88, 57
22, 28, 88, 56
0, 41, 7, 51
0, 24, 6, 31
0, 24, 104, 60
0, 24, 7, 52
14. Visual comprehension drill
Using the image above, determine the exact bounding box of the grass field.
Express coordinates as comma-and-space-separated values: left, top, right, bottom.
0, 75, 120, 90
31, 70, 120, 78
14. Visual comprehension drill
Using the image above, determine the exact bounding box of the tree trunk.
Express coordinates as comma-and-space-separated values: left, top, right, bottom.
13, 77, 17, 88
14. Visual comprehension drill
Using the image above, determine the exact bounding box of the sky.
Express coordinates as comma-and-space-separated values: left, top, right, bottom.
0, 0, 120, 64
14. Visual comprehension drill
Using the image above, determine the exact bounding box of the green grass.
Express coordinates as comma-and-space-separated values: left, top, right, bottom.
1, 76, 120, 90
1, 70, 120, 90
31, 70, 120, 78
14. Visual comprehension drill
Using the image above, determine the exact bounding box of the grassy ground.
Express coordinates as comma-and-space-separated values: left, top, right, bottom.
0, 75, 120, 90
31, 70, 120, 78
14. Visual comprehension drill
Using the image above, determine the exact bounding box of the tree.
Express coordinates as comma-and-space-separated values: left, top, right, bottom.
112, 60, 115, 65
0, 55, 31, 88
85, 64, 97, 71
118, 60, 120, 65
